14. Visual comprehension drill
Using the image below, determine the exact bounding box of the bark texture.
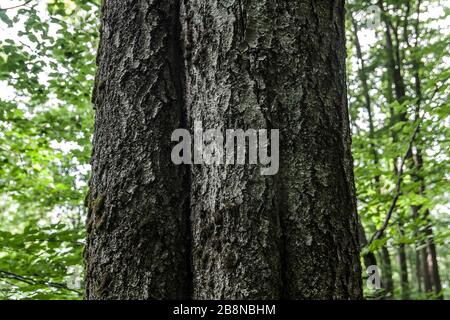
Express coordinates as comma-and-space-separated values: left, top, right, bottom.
85, 0, 362, 300
182, 0, 283, 299
183, 0, 361, 299
267, 0, 361, 299
85, 0, 190, 299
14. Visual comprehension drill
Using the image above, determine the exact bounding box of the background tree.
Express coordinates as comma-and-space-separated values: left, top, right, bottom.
348, 0, 449, 299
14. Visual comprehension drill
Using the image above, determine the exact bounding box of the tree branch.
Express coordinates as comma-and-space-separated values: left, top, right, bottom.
0, 268, 81, 294
0, 0, 32, 11
368, 81, 448, 246
368, 117, 422, 245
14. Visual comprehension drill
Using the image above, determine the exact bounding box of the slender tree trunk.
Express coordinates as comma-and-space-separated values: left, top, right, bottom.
410, 244, 422, 294
85, 0, 191, 299
426, 236, 442, 298
419, 237, 433, 294
412, 153, 442, 298
411, 205, 424, 294
358, 222, 377, 269
379, 5, 408, 301
397, 226, 409, 299
379, 1, 441, 300
408, 0, 442, 297
351, 14, 379, 273
380, 246, 394, 298
378, 0, 406, 103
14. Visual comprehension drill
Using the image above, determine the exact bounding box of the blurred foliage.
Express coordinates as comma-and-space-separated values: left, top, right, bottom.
347, 0, 449, 299
0, 0, 99, 299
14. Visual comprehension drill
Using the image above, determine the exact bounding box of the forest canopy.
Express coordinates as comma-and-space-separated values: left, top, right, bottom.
0, 0, 448, 300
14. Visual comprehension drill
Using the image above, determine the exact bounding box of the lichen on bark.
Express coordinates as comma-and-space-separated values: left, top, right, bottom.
85, 0, 362, 300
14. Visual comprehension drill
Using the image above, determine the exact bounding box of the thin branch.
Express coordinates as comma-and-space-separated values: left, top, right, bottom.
0, 0, 33, 11
368, 117, 422, 245
0, 268, 81, 294
367, 82, 448, 246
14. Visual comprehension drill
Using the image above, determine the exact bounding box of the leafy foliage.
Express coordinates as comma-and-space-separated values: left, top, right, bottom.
347, 0, 449, 299
0, 0, 99, 299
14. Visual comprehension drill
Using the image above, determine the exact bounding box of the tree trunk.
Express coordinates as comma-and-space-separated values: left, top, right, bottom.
351, 14, 379, 275
426, 237, 443, 298
184, 0, 361, 299
420, 239, 433, 294
378, 0, 442, 300
410, 245, 422, 293
85, 0, 191, 299
358, 222, 377, 269
85, 0, 362, 300
397, 228, 409, 299
409, 5, 443, 294
380, 246, 394, 298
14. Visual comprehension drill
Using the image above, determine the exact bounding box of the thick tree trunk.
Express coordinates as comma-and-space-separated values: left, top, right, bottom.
182, 0, 283, 298
85, 0, 362, 300
85, 0, 191, 299
184, 0, 361, 299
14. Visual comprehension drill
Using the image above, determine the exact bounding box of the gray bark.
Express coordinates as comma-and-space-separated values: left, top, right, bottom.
85, 0, 191, 299
183, 0, 361, 299
85, 0, 362, 300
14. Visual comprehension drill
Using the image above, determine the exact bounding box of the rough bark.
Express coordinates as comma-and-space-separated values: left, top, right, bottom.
85, 0, 191, 299
85, 0, 362, 300
184, 0, 361, 299
182, 0, 283, 299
